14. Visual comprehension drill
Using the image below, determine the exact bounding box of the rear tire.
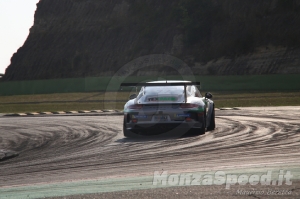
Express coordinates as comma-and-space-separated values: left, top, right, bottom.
123, 118, 135, 138
207, 106, 215, 131
199, 115, 206, 135
192, 112, 205, 135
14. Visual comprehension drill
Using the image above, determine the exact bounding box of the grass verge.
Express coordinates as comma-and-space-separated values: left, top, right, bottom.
0, 91, 299, 113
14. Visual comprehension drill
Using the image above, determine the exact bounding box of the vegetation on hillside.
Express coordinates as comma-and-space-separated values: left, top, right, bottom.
128, 0, 300, 63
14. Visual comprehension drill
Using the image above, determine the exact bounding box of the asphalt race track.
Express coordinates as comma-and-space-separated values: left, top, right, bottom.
0, 107, 300, 198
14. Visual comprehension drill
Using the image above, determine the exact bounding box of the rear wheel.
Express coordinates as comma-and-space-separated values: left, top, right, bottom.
207, 106, 215, 131
199, 114, 206, 134
192, 112, 205, 135
123, 118, 135, 138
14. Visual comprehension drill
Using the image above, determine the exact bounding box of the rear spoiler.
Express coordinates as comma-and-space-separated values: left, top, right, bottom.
120, 82, 200, 103
120, 82, 200, 87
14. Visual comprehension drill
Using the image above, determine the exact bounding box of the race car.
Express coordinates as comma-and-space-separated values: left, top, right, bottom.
121, 81, 215, 137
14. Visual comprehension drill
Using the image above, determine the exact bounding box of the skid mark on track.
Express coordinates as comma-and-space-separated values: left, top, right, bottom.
0, 107, 300, 189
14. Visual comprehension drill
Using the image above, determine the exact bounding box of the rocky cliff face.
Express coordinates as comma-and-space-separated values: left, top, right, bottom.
3, 0, 300, 81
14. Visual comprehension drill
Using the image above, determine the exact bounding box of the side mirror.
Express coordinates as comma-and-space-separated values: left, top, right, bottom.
129, 94, 137, 100
205, 92, 213, 99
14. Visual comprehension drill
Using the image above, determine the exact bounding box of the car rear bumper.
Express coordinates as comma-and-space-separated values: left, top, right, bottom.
125, 121, 204, 135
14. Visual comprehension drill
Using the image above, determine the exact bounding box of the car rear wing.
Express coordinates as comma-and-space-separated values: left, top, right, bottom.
120, 82, 200, 87
120, 82, 200, 103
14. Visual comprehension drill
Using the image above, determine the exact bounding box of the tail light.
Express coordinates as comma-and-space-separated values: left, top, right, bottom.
180, 103, 198, 109
131, 118, 138, 123
185, 117, 192, 122
128, 104, 143, 109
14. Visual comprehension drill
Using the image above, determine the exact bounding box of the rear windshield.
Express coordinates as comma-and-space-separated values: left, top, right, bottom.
143, 86, 184, 95
136, 85, 197, 101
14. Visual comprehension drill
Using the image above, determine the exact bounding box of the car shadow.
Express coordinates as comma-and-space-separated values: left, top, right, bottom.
116, 130, 204, 143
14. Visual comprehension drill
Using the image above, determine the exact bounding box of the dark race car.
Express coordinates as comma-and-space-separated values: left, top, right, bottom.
121, 81, 215, 137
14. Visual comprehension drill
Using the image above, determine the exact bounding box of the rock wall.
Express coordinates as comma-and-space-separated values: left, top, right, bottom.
3, 0, 300, 81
